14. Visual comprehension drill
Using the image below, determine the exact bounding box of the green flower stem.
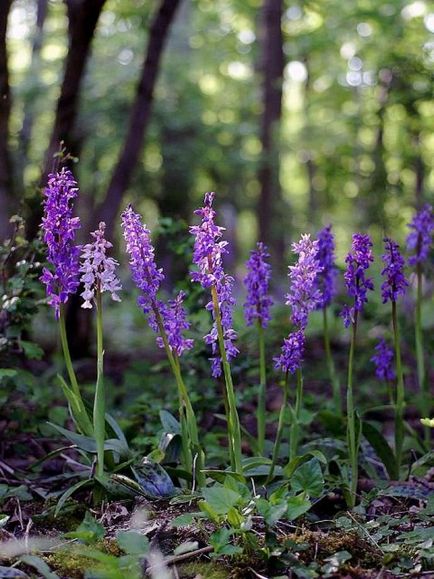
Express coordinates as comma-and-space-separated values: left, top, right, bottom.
346, 314, 358, 508
94, 291, 105, 478
415, 265, 429, 442
266, 371, 289, 483
210, 285, 243, 475
257, 321, 267, 456
58, 307, 93, 436
392, 300, 405, 472
289, 368, 304, 462
153, 305, 205, 487
323, 307, 341, 414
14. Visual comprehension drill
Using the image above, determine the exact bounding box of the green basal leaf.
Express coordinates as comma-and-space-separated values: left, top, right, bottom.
55, 479, 92, 517
362, 421, 398, 480
19, 556, 60, 579
132, 459, 176, 498
291, 458, 324, 497
159, 409, 181, 434
65, 511, 105, 544
286, 495, 312, 521
117, 531, 150, 555
201, 485, 242, 515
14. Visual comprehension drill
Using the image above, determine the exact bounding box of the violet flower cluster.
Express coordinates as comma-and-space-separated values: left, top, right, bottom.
243, 242, 273, 328
40, 168, 81, 319
286, 234, 323, 330
380, 238, 408, 304
406, 203, 433, 266
190, 192, 238, 378
274, 235, 322, 374
315, 225, 338, 309
371, 338, 395, 382
274, 330, 305, 375
156, 291, 194, 356
121, 205, 193, 357
341, 233, 374, 328
79, 222, 122, 308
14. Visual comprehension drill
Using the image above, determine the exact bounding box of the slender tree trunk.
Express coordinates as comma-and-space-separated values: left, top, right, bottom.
0, 0, 13, 239
369, 68, 392, 229
413, 132, 425, 209
257, 0, 284, 261
42, 0, 106, 180
94, 0, 182, 240
25, 0, 106, 240
18, 0, 48, 168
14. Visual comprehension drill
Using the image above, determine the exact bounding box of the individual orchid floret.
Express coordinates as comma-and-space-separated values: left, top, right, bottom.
274, 330, 305, 374
190, 192, 238, 377
285, 234, 322, 330
380, 238, 408, 304
406, 204, 433, 266
244, 242, 273, 328
40, 168, 81, 318
371, 338, 395, 382
341, 233, 374, 327
79, 222, 122, 309
315, 225, 338, 309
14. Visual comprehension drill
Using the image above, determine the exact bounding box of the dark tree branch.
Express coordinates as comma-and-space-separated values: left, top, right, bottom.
257, 0, 284, 260
0, 0, 13, 239
94, 0, 182, 239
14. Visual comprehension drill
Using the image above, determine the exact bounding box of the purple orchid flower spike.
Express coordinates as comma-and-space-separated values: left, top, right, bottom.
341, 233, 374, 327
80, 222, 122, 309
244, 242, 273, 328
189, 192, 238, 377
381, 238, 408, 304
315, 225, 338, 309
406, 204, 433, 266
40, 168, 81, 318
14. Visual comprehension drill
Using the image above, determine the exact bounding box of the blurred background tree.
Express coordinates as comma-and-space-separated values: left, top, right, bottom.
1, 0, 432, 265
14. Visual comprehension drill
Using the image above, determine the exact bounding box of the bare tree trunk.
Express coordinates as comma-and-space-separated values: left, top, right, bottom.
413, 133, 425, 209
369, 68, 392, 228
42, 0, 106, 179
94, 0, 182, 240
18, 0, 48, 167
25, 0, 106, 240
0, 0, 13, 239
257, 0, 284, 261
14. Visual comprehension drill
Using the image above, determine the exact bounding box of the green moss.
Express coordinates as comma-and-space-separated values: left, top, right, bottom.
179, 561, 229, 579
45, 548, 95, 579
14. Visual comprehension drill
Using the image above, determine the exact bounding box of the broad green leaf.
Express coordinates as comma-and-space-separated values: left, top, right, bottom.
55, 479, 92, 517
132, 459, 176, 498
159, 409, 181, 434
201, 470, 245, 483
291, 459, 324, 497
362, 421, 398, 480
65, 511, 105, 544
170, 512, 205, 527
19, 555, 60, 579
0, 369, 17, 381
201, 486, 242, 515
105, 413, 129, 448
283, 451, 326, 479
256, 498, 288, 526
20, 340, 44, 360
117, 531, 149, 555
286, 495, 312, 520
